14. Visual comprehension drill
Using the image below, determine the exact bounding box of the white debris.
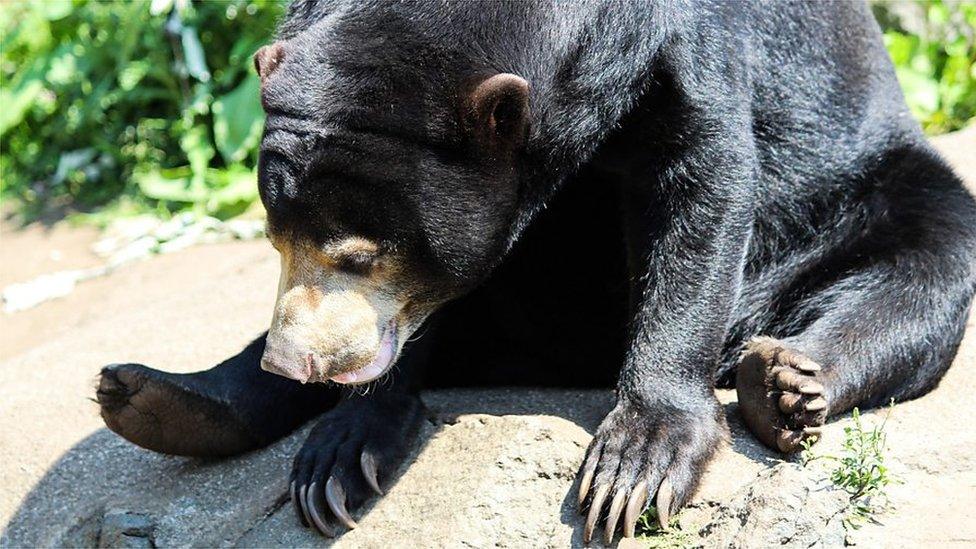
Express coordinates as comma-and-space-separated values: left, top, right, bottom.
2, 266, 110, 313
106, 235, 158, 268
3, 214, 266, 313
224, 219, 265, 240
92, 215, 161, 256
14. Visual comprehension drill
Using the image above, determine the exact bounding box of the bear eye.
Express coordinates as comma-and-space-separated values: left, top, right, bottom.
335, 250, 377, 276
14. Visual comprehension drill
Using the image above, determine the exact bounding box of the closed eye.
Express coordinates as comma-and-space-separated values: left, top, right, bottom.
335, 250, 378, 276
323, 237, 382, 276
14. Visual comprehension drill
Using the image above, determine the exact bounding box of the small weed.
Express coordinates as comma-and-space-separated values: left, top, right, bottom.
634, 506, 694, 548
802, 400, 897, 528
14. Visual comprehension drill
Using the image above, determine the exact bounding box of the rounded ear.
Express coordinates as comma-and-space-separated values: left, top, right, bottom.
253, 43, 285, 81
465, 73, 531, 147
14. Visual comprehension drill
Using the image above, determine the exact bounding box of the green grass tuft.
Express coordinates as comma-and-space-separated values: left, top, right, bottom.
634, 506, 694, 548
802, 400, 897, 528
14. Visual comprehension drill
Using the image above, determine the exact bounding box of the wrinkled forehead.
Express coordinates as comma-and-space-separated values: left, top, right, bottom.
255, 10, 468, 243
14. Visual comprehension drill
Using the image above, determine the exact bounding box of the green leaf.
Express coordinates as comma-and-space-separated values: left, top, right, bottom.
207, 165, 258, 212
35, 0, 73, 21
179, 124, 214, 185
181, 26, 210, 82
883, 32, 916, 67
134, 167, 207, 203
45, 50, 78, 85
895, 66, 940, 116
118, 61, 150, 91
213, 72, 264, 164
149, 0, 174, 17
0, 79, 44, 137
927, 2, 949, 26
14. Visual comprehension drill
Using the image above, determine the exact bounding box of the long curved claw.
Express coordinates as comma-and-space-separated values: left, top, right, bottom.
804, 397, 828, 412
623, 481, 649, 538
325, 476, 358, 530
775, 346, 821, 373
656, 477, 674, 529
798, 381, 824, 395
577, 469, 594, 512
794, 358, 821, 373
306, 481, 337, 537
604, 489, 627, 544
360, 452, 383, 495
774, 369, 804, 391
775, 369, 823, 395
290, 480, 308, 527
583, 484, 610, 544
297, 483, 315, 528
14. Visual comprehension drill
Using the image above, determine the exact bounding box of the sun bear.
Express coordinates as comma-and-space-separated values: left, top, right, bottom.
96, 0, 976, 543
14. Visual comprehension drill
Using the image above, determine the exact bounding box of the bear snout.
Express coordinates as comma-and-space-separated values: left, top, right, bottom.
260, 343, 315, 384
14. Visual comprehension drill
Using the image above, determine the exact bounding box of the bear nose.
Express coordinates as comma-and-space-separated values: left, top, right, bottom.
261, 345, 314, 384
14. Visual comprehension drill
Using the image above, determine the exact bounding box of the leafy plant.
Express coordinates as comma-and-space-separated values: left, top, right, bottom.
0, 0, 283, 221
874, 0, 976, 134
635, 506, 693, 548
802, 402, 897, 528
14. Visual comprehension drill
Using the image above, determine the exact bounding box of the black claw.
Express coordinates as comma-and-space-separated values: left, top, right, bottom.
360, 452, 383, 496
306, 481, 337, 537
325, 476, 358, 530
290, 480, 308, 527
298, 484, 315, 529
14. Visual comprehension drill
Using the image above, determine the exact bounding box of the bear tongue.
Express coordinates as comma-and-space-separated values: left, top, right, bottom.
330, 319, 398, 385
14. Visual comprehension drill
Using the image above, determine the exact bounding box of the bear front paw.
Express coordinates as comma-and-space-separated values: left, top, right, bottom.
290, 393, 425, 537
577, 397, 725, 544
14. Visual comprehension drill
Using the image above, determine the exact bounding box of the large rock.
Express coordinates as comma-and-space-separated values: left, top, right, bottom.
238, 390, 611, 548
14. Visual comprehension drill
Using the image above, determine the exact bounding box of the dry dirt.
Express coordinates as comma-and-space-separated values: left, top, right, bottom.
0, 128, 974, 548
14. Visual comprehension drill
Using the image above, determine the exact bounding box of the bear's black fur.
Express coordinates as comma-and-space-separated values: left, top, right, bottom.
97, 0, 976, 542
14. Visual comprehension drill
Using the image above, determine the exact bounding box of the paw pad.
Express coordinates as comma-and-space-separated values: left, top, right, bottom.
736, 337, 830, 454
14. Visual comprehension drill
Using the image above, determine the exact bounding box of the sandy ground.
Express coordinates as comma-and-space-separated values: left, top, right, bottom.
0, 127, 974, 547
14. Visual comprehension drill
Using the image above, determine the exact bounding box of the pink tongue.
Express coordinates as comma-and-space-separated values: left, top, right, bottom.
330, 320, 397, 384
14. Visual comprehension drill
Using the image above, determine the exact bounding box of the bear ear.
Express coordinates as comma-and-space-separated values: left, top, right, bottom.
253, 43, 285, 81
464, 73, 531, 148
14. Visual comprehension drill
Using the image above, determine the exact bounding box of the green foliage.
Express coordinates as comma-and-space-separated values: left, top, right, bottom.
635, 506, 693, 548
0, 0, 283, 220
802, 402, 897, 529
874, 0, 976, 134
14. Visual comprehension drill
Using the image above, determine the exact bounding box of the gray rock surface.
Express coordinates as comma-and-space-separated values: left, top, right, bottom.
696, 464, 848, 549
1, 128, 974, 548
98, 511, 156, 548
